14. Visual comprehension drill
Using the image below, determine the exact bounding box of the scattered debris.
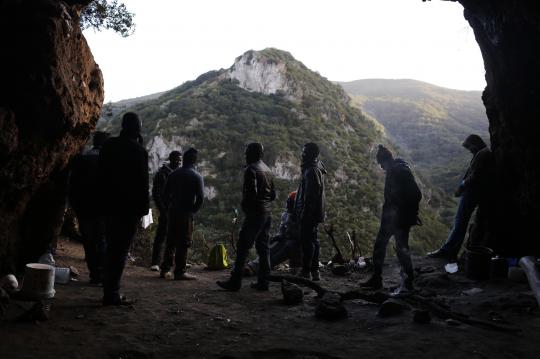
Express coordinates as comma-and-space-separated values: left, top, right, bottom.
445, 263, 459, 274
281, 280, 303, 305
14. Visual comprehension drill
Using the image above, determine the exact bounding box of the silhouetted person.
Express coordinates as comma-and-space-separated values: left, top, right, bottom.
98, 112, 149, 305
217, 143, 276, 291
427, 134, 493, 261
160, 148, 204, 280
150, 150, 182, 271
362, 145, 422, 292
295, 142, 326, 281
69, 131, 110, 284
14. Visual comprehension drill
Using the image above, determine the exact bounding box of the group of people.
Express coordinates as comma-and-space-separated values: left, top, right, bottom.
70, 110, 491, 305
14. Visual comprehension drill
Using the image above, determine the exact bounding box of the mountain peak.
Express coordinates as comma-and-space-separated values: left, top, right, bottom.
228, 48, 298, 99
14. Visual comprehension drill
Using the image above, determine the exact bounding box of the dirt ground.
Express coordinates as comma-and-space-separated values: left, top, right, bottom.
1, 238, 540, 359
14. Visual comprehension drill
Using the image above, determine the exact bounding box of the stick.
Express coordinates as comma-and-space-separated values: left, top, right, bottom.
324, 225, 345, 264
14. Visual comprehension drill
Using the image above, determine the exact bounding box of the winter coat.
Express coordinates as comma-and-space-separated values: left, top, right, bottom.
98, 135, 149, 218
152, 164, 174, 211
69, 147, 101, 218
295, 160, 326, 224
163, 164, 204, 214
241, 160, 276, 215
383, 158, 422, 227
460, 146, 493, 200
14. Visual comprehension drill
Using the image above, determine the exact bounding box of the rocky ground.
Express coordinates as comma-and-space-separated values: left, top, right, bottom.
1, 238, 539, 359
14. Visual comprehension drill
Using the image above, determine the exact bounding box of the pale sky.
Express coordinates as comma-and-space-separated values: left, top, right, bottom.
84, 0, 486, 103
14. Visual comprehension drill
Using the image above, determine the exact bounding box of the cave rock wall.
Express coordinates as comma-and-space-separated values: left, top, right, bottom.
0, 0, 104, 271
458, 0, 540, 255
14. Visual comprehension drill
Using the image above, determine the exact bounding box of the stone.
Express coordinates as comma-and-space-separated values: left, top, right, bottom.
377, 299, 408, 318
412, 309, 431, 324
315, 292, 347, 321
281, 280, 303, 305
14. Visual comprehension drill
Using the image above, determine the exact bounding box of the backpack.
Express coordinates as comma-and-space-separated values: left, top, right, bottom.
207, 244, 229, 270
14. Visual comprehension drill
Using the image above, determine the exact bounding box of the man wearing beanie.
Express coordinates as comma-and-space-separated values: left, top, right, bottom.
98, 112, 149, 305
362, 144, 422, 293
160, 148, 204, 280
295, 142, 326, 281
427, 134, 493, 261
217, 142, 276, 291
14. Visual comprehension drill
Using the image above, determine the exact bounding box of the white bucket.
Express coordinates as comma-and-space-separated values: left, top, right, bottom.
20, 263, 56, 300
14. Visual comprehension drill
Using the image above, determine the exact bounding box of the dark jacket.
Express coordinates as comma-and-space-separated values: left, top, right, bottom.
164, 165, 204, 214
152, 164, 174, 210
383, 158, 422, 227
241, 160, 276, 215
98, 135, 149, 218
295, 160, 326, 224
460, 146, 493, 199
69, 147, 101, 218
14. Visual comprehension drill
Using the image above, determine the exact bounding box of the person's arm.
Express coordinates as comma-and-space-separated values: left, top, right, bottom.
152, 171, 165, 209
461, 149, 489, 191
193, 174, 204, 213
241, 167, 257, 212
302, 168, 321, 220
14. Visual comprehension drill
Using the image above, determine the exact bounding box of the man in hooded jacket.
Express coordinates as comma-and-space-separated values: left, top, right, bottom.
362, 145, 422, 292
98, 112, 149, 305
217, 142, 276, 291
150, 150, 182, 271
295, 142, 326, 281
427, 134, 493, 261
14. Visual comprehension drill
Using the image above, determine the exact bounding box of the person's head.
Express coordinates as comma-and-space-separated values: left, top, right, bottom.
169, 150, 182, 169
376, 144, 394, 171
183, 148, 198, 166
245, 142, 264, 164
286, 191, 297, 212
121, 112, 142, 139
302, 142, 320, 162
92, 131, 110, 149
462, 134, 487, 154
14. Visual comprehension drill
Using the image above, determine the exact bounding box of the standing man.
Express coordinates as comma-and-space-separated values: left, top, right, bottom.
98, 112, 149, 306
160, 148, 204, 280
362, 145, 422, 292
69, 131, 110, 284
427, 134, 493, 261
295, 142, 326, 281
150, 150, 182, 272
217, 143, 276, 291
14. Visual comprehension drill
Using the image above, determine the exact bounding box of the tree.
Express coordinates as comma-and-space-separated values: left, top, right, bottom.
80, 0, 135, 37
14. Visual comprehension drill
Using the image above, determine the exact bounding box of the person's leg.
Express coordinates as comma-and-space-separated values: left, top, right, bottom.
441, 192, 478, 256
161, 213, 179, 276
269, 236, 289, 268
151, 209, 168, 266
300, 221, 317, 275
94, 217, 107, 283
103, 216, 138, 303
394, 225, 414, 286
78, 216, 98, 281
255, 214, 272, 287
173, 214, 194, 279
311, 225, 320, 273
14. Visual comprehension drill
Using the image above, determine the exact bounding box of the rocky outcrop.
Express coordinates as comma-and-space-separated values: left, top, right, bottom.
0, 0, 104, 272
455, 0, 540, 256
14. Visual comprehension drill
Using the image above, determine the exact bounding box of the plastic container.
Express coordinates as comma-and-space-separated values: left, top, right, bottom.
465, 246, 493, 280
19, 263, 56, 300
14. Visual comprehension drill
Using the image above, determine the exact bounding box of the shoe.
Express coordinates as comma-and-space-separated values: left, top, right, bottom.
426, 248, 455, 261
150, 265, 160, 272
103, 295, 135, 306
160, 270, 173, 279
311, 270, 321, 281
216, 278, 241, 292
299, 270, 311, 280
174, 273, 197, 280
360, 275, 383, 290
391, 280, 414, 296
250, 282, 269, 291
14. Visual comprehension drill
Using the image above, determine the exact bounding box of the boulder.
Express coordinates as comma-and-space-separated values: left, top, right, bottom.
281, 280, 303, 305
315, 292, 347, 321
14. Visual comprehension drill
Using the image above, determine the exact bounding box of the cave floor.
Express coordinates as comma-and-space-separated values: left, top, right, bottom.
1, 238, 540, 359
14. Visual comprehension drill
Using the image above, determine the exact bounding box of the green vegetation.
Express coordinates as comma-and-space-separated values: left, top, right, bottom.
100, 50, 449, 260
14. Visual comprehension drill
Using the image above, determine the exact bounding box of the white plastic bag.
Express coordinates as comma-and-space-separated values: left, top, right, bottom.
141, 208, 153, 229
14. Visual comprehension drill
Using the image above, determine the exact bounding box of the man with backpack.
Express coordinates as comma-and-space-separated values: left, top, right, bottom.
150, 150, 182, 272
362, 145, 422, 292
